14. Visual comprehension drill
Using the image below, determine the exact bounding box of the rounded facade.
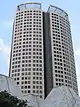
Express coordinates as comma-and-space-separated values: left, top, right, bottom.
9, 3, 44, 99
48, 5, 78, 93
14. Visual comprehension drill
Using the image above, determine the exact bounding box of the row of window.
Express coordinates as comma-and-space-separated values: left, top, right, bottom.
13, 45, 42, 49
21, 85, 42, 89
21, 90, 43, 97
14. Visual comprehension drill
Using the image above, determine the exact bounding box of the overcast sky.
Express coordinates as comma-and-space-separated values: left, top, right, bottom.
0, 0, 80, 95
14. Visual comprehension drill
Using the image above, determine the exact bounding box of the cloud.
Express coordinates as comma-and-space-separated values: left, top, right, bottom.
0, 38, 11, 67
0, 38, 10, 55
0, 38, 11, 76
75, 48, 80, 56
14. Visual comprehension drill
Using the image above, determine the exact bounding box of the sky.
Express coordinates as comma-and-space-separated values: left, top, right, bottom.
0, 0, 80, 94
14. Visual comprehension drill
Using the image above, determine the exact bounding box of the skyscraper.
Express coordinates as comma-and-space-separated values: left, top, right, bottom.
9, 2, 78, 99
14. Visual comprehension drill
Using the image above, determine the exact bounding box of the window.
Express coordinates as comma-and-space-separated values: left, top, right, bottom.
17, 82, 19, 85
28, 90, 30, 93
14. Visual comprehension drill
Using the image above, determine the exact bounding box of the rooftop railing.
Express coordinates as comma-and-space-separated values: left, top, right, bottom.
48, 5, 68, 18
17, 2, 41, 11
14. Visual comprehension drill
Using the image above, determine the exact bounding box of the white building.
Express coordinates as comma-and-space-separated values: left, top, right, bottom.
0, 74, 22, 99
42, 86, 80, 107
0, 74, 80, 107
9, 2, 78, 99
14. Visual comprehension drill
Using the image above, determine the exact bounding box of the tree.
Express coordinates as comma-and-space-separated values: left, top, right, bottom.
0, 91, 27, 107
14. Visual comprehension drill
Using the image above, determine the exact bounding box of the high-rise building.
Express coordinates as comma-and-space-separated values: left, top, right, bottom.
9, 2, 78, 99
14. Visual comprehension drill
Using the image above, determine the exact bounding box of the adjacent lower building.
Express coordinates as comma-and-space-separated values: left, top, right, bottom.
9, 2, 78, 99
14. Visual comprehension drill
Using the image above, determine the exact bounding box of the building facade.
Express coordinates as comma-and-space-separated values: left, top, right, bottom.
9, 3, 78, 99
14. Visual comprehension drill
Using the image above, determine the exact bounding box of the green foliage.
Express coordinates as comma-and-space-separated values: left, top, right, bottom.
0, 91, 27, 107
